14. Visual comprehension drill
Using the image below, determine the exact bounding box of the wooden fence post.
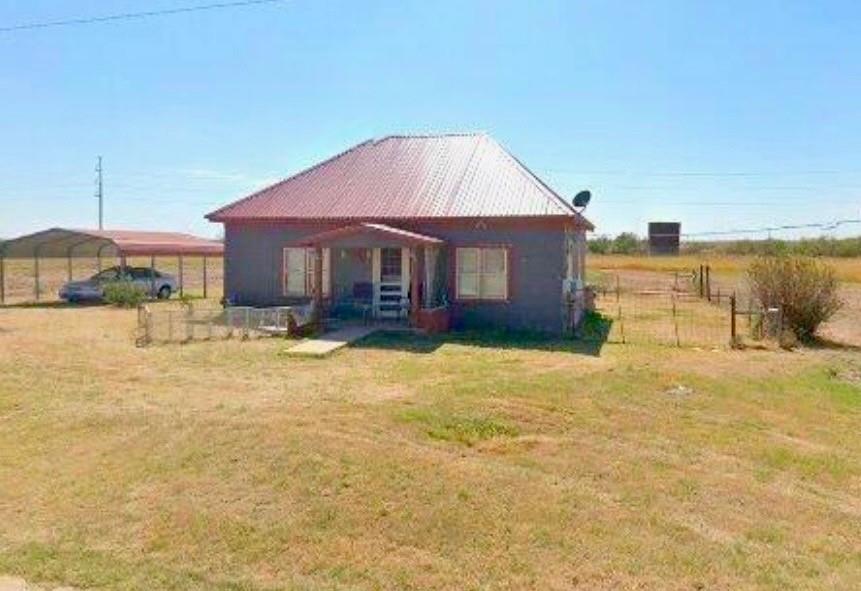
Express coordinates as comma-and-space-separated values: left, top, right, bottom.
178, 255, 184, 298
698, 265, 704, 297
730, 293, 737, 344
672, 293, 680, 347
705, 265, 711, 302
202, 256, 208, 299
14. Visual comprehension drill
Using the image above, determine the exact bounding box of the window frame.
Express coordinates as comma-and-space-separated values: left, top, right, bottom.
282, 247, 330, 297
454, 246, 510, 302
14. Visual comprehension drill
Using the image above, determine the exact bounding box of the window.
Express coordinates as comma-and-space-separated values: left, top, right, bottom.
92, 268, 120, 282
283, 248, 330, 296
456, 247, 508, 300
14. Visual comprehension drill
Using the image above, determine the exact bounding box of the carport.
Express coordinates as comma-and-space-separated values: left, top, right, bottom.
0, 228, 223, 304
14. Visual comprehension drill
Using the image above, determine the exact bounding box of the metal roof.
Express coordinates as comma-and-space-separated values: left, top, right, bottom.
298, 223, 445, 247
0, 228, 224, 259
207, 133, 594, 228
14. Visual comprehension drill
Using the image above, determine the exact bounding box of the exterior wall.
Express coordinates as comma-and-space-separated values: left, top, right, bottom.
223, 219, 578, 334
223, 222, 340, 306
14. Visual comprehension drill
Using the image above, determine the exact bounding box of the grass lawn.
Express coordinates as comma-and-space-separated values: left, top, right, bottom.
1, 305, 861, 590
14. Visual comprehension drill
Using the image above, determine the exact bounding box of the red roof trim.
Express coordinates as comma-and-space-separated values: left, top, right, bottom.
297, 223, 444, 247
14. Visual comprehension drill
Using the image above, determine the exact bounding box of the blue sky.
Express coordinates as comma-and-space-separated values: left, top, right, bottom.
1, 0, 859, 239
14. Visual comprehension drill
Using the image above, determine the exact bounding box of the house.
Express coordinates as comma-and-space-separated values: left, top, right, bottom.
206, 133, 594, 334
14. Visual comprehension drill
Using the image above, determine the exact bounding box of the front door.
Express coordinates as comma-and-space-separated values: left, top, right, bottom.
372, 247, 410, 318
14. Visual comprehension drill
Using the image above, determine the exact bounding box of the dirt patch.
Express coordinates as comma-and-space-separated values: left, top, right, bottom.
0, 576, 77, 591
664, 384, 695, 397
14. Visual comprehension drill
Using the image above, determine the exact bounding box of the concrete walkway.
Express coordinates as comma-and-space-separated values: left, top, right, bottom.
284, 326, 378, 357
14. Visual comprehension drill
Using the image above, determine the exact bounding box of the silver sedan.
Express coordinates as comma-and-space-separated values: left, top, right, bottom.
59, 266, 178, 302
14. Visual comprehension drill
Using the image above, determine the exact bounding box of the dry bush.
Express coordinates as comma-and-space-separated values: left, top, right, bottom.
747, 256, 842, 341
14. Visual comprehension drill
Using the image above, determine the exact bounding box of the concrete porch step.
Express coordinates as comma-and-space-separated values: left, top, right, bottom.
283, 326, 379, 357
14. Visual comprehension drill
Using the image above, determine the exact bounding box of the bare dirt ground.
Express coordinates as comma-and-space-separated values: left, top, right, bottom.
0, 575, 76, 591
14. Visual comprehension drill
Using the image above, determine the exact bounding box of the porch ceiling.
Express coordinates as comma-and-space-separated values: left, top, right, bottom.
297, 223, 444, 247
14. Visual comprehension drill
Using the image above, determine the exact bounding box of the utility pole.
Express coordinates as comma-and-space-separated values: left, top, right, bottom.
95, 156, 104, 230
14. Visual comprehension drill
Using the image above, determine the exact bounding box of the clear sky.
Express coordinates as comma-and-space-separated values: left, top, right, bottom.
1, 0, 859, 240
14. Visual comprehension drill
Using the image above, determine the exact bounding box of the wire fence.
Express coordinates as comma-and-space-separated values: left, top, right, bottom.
136, 304, 310, 346
584, 266, 776, 348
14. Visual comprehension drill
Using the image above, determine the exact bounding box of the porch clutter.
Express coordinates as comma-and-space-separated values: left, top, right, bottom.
416, 306, 450, 334
297, 222, 449, 331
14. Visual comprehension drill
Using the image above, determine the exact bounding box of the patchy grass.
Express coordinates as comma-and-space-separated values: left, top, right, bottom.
1, 305, 861, 590
400, 408, 519, 446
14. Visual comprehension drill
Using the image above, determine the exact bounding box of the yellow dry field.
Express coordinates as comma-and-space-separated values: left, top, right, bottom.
1, 297, 860, 590
590, 254, 861, 348
590, 254, 861, 284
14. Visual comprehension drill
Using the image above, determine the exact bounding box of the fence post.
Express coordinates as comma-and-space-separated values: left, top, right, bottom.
136, 304, 151, 347
672, 293, 680, 347
705, 265, 711, 302
185, 305, 193, 343
730, 293, 737, 344
618, 304, 625, 344
698, 265, 704, 297
202, 256, 208, 300
615, 274, 620, 303
178, 255, 184, 298
34, 252, 40, 301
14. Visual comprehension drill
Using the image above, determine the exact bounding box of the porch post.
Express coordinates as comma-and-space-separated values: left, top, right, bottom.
410, 246, 421, 324
312, 245, 323, 327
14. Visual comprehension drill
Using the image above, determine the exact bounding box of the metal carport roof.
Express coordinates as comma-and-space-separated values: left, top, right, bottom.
0, 228, 224, 304
0, 228, 223, 259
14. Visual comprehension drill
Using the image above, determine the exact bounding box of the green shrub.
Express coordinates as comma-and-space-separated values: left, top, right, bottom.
747, 256, 842, 341
103, 280, 147, 308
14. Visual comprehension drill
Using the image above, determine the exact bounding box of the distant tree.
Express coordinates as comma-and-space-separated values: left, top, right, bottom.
588, 235, 612, 254
611, 232, 642, 255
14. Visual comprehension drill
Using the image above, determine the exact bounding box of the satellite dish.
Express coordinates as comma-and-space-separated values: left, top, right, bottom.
573, 190, 591, 209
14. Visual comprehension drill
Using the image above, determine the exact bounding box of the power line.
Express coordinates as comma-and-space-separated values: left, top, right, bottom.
95, 156, 104, 230
540, 167, 861, 178
681, 218, 861, 238
0, 0, 285, 33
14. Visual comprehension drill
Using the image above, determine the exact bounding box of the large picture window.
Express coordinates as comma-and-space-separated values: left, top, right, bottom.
456, 247, 508, 301
283, 248, 330, 296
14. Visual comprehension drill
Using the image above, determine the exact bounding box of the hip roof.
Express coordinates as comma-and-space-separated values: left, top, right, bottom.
206, 133, 593, 229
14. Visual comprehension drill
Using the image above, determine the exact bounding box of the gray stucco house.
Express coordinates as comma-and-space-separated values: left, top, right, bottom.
206, 133, 594, 334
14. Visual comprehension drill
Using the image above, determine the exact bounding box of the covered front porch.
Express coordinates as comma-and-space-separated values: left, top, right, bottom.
293, 223, 450, 331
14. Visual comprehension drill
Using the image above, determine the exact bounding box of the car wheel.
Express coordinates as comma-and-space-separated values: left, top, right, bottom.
157, 285, 172, 300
